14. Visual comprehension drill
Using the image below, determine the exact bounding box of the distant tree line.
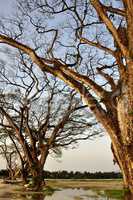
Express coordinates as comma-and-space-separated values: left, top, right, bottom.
0, 169, 9, 178
43, 171, 122, 179
0, 169, 122, 179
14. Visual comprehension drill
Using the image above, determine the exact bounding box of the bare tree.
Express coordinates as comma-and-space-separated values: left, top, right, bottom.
0, 52, 98, 190
0, 121, 29, 183
0, 0, 132, 193
0, 133, 18, 180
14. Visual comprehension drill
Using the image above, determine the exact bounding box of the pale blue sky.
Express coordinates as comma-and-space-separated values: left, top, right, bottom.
0, 0, 119, 172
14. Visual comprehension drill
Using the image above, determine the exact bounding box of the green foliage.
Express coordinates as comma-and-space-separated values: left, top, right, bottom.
128, 110, 133, 115
43, 170, 122, 179
43, 186, 59, 195
103, 189, 129, 199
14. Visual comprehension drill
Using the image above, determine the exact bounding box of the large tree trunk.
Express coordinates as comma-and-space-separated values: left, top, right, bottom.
30, 167, 45, 191
112, 142, 133, 192
8, 168, 15, 180
21, 168, 28, 184
28, 147, 48, 191
110, 73, 133, 194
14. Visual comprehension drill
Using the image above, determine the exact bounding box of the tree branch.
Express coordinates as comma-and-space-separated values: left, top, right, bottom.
0, 34, 53, 73
103, 5, 125, 17
90, 0, 129, 57
0, 34, 116, 137
0, 107, 33, 165
0, 34, 109, 99
97, 67, 116, 90
80, 37, 115, 56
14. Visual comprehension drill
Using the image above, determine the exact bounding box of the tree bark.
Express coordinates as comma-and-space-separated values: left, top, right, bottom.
113, 142, 133, 192
21, 168, 28, 184
109, 75, 133, 193
8, 168, 15, 180
124, 190, 133, 200
109, 135, 133, 195
30, 167, 45, 191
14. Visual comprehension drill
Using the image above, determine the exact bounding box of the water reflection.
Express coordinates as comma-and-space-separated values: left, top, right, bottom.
14, 189, 133, 200
0, 186, 133, 200
44, 188, 101, 200
21, 193, 45, 200
16, 189, 133, 200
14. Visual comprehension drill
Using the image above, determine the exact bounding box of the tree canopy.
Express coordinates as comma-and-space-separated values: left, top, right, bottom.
0, 0, 132, 194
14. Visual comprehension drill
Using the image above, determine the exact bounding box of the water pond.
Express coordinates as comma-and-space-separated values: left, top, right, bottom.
0, 186, 132, 200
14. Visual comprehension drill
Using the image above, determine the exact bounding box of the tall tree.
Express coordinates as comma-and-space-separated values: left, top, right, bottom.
0, 0, 132, 193
0, 134, 18, 180
0, 53, 97, 190
0, 129, 28, 183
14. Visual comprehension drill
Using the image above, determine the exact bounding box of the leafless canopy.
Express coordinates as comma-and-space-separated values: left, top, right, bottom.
0, 49, 99, 177
0, 0, 133, 192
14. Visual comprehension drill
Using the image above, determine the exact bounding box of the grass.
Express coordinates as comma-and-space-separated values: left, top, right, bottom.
95, 188, 130, 199
14, 185, 58, 195
46, 179, 123, 190
104, 189, 129, 199
43, 186, 60, 195
0, 182, 57, 196
74, 196, 84, 200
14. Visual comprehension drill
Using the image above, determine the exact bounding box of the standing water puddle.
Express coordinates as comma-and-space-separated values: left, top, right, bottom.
45, 188, 105, 200
0, 184, 131, 200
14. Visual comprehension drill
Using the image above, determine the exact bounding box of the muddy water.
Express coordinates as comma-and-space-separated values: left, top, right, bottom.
0, 184, 132, 200
0, 188, 109, 200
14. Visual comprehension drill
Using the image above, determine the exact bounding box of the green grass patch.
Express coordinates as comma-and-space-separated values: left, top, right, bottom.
104, 189, 129, 199
43, 185, 60, 195
74, 196, 84, 200
11, 184, 58, 196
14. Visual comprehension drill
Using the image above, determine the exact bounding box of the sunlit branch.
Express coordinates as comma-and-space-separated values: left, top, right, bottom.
90, 0, 129, 58
103, 5, 125, 17
80, 37, 115, 56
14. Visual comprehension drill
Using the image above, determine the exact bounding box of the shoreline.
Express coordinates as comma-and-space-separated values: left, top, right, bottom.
0, 179, 123, 193
46, 179, 123, 190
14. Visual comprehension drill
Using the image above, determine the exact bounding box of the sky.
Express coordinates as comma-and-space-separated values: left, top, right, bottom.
44, 136, 119, 172
0, 0, 119, 172
0, 135, 119, 172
